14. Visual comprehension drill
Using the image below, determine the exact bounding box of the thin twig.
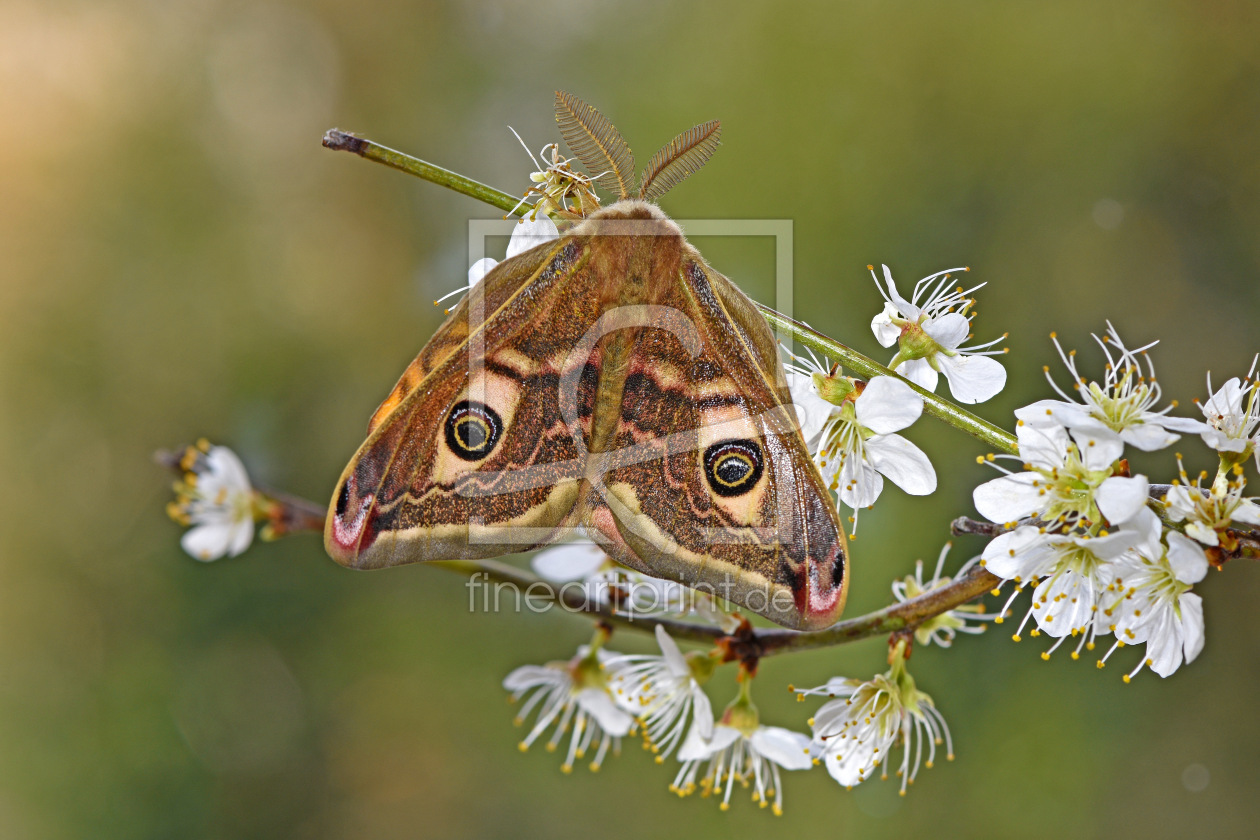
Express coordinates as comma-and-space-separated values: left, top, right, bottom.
323, 129, 523, 215
242, 490, 1000, 659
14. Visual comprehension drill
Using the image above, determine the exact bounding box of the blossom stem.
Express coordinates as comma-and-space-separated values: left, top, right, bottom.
322, 129, 523, 216
319, 128, 1017, 455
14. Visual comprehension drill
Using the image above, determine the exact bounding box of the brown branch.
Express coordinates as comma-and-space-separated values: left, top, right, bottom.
220, 488, 1000, 661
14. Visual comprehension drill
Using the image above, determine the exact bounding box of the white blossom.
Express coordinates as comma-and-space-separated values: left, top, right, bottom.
891, 544, 994, 647
798, 648, 953, 795
1192, 363, 1260, 469
786, 353, 935, 512
1019, 323, 1203, 454
670, 713, 811, 814
982, 508, 1159, 659
167, 442, 257, 562
504, 644, 636, 773
607, 626, 714, 762
869, 264, 1008, 404
972, 417, 1148, 530
1163, 458, 1260, 548
1100, 531, 1209, 680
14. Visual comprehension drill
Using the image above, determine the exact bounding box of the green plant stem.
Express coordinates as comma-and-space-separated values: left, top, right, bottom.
759, 308, 1018, 455
320, 128, 1019, 456
323, 129, 522, 215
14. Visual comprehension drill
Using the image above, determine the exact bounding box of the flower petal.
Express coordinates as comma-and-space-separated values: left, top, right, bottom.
938, 353, 1007, 404
1231, 500, 1260, 527
922, 312, 969, 350
206, 446, 251, 493
1143, 608, 1183, 677
676, 721, 714, 761
1118, 506, 1162, 555
1119, 422, 1180, 452
1096, 475, 1150, 525
576, 688, 636, 736
1067, 423, 1124, 470
505, 216, 560, 259
468, 257, 497, 286
1165, 532, 1209, 585
881, 265, 919, 319
1202, 378, 1245, 417
1014, 399, 1070, 430
871, 302, 902, 348
531, 542, 607, 582
1200, 428, 1249, 453
865, 434, 936, 496
181, 521, 235, 562
750, 726, 813, 771
503, 664, 563, 692
226, 518, 254, 557
973, 472, 1044, 524
653, 624, 689, 678
854, 376, 923, 434
1155, 414, 1211, 434
837, 458, 884, 509
1015, 419, 1070, 471
1179, 592, 1205, 667
895, 358, 939, 392
981, 526, 1057, 580
691, 688, 714, 741
1032, 571, 1097, 637
1185, 521, 1221, 547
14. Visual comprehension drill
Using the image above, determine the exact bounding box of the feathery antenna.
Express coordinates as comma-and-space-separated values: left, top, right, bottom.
554, 91, 637, 200
638, 121, 721, 202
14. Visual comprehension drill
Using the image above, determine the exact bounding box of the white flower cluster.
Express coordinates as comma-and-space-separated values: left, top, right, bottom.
504, 546, 993, 813
504, 625, 960, 814
784, 264, 1009, 529
972, 328, 1260, 679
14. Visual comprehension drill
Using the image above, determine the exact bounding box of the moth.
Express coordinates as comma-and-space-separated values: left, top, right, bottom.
325, 92, 849, 630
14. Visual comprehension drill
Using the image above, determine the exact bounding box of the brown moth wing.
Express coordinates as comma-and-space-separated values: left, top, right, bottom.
582, 244, 849, 631
325, 236, 604, 569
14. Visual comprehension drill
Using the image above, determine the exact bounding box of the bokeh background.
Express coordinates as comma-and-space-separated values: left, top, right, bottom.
4, 1, 1260, 837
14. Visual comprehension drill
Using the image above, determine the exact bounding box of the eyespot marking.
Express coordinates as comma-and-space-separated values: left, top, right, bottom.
703, 439, 764, 497
444, 400, 503, 461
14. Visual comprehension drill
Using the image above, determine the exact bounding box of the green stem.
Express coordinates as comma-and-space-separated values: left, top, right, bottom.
320, 128, 1019, 456
323, 129, 523, 215
759, 308, 1018, 455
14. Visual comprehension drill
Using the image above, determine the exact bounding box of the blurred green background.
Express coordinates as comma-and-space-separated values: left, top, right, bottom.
4, 0, 1260, 837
